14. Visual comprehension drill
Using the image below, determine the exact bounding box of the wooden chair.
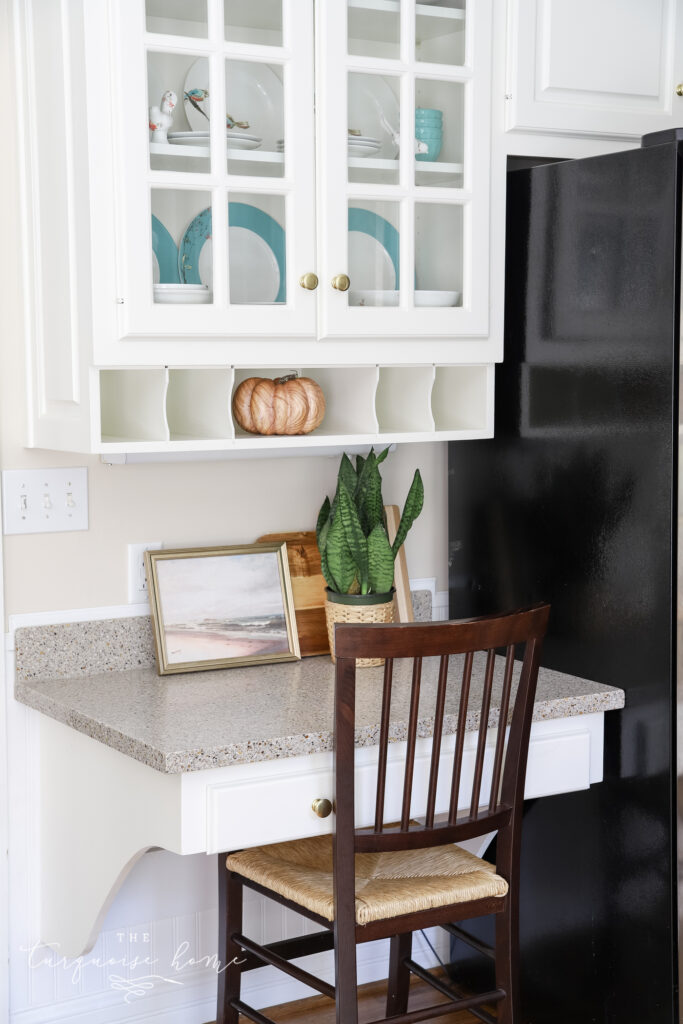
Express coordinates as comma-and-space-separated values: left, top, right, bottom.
217, 604, 550, 1024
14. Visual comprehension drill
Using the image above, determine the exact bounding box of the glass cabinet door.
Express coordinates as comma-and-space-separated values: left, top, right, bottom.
318, 0, 492, 339
116, 0, 316, 338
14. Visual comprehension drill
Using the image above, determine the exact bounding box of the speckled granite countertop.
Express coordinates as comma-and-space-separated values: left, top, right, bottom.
15, 650, 625, 774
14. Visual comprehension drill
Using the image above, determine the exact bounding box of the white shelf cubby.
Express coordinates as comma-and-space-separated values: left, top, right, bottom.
99, 370, 169, 444
432, 365, 492, 434
95, 364, 493, 454
376, 366, 436, 436
166, 368, 234, 441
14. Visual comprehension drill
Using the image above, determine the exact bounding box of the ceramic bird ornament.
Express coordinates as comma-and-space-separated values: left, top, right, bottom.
148, 90, 176, 142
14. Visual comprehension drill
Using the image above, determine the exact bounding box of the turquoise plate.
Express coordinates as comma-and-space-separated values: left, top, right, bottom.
348, 207, 400, 288
178, 203, 286, 303
152, 215, 180, 284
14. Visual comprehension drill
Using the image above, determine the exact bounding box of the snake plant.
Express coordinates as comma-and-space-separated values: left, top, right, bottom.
316, 448, 424, 596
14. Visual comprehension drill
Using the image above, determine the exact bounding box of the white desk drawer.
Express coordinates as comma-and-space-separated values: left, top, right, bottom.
206, 764, 335, 854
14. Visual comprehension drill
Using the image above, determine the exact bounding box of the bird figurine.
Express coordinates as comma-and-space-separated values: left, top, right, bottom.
184, 88, 210, 122
148, 90, 176, 142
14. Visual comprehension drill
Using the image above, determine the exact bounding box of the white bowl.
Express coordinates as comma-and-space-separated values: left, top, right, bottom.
154, 284, 212, 305
349, 289, 461, 307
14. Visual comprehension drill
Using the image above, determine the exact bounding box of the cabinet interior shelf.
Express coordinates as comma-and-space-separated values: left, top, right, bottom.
349, 0, 465, 21
150, 143, 463, 180
150, 143, 285, 164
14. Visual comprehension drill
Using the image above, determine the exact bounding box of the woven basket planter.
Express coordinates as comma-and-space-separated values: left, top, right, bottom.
325, 588, 395, 667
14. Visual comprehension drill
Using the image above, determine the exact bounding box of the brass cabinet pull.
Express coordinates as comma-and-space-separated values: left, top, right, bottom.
677, 84, 683, 96
299, 272, 319, 290
312, 798, 333, 818
331, 274, 351, 292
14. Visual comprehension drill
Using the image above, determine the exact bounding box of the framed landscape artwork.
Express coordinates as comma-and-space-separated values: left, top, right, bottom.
145, 543, 301, 675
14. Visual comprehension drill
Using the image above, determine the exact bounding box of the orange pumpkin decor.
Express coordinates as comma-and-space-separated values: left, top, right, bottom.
232, 374, 326, 436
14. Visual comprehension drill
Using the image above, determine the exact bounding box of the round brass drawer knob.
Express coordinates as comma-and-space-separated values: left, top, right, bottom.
677, 83, 683, 96
312, 798, 333, 818
299, 272, 319, 290
331, 274, 351, 292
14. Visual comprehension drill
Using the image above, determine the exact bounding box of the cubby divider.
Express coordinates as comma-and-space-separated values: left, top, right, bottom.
432, 365, 491, 432
376, 365, 436, 434
99, 369, 169, 443
166, 368, 234, 440
300, 366, 379, 437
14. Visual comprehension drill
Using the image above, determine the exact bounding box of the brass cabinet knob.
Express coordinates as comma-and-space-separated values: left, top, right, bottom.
677, 84, 683, 96
312, 798, 333, 818
331, 274, 351, 292
299, 272, 319, 290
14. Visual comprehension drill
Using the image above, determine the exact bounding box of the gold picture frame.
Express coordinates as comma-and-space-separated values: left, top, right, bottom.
145, 543, 301, 676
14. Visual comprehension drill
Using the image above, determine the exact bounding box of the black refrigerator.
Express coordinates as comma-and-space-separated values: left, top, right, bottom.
448, 137, 681, 1023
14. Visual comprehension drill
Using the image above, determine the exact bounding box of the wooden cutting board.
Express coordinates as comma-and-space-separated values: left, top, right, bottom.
256, 531, 329, 657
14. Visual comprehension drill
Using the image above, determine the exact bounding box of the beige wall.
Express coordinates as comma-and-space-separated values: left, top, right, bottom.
0, 7, 448, 623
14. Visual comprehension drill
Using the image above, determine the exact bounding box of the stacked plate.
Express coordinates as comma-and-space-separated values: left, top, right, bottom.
348, 135, 381, 158
167, 131, 262, 151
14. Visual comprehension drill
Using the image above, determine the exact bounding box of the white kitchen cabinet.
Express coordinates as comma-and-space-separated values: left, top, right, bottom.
506, 0, 683, 141
14, 0, 500, 455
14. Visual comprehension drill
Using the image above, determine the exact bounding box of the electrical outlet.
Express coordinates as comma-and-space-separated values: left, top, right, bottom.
128, 542, 162, 604
2, 468, 88, 534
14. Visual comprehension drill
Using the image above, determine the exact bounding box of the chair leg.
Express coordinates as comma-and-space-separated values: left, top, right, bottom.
217, 862, 244, 1024
334, 909, 358, 1024
495, 900, 519, 1024
386, 931, 412, 1016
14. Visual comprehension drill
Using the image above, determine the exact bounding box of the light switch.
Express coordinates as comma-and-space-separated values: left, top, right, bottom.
2, 468, 89, 534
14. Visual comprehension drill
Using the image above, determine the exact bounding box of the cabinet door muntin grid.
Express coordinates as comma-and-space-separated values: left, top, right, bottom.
117, 0, 316, 338
318, 0, 491, 339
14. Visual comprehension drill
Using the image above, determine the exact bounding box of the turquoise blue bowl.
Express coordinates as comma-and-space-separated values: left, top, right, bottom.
416, 137, 442, 162
416, 107, 442, 119
415, 127, 444, 140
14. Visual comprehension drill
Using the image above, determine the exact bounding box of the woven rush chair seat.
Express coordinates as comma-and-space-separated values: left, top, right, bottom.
227, 834, 508, 925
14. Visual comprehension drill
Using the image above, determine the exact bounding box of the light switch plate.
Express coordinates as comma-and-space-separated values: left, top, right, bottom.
2, 468, 88, 534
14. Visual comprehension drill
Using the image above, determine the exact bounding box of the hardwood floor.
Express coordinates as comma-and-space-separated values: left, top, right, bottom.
209, 972, 480, 1023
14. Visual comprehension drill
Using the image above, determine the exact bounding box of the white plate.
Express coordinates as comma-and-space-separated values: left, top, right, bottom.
348, 143, 381, 157
227, 137, 263, 150
349, 136, 381, 145
348, 289, 461, 307
167, 135, 263, 150
153, 284, 212, 305
169, 130, 262, 141
184, 58, 283, 151
193, 230, 281, 304
348, 75, 399, 159
349, 238, 396, 290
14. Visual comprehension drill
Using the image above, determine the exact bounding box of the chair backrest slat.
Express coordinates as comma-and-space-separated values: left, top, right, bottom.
448, 650, 474, 825
374, 657, 394, 832
489, 644, 515, 811
333, 605, 550, 858
400, 657, 423, 830
470, 648, 496, 819
425, 654, 449, 828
